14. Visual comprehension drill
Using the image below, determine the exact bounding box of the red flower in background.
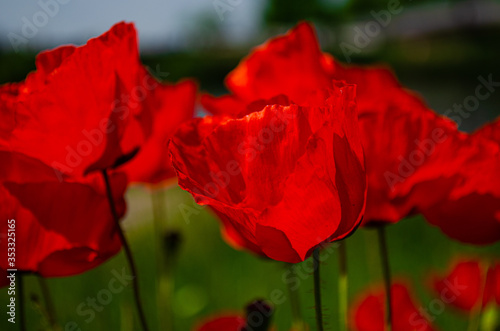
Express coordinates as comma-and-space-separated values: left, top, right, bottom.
118, 79, 197, 185
0, 150, 126, 278
2, 22, 151, 179
431, 259, 500, 312
0, 21, 197, 279
420, 118, 500, 244
194, 314, 246, 331
193, 315, 284, 331
0, 269, 9, 288
170, 83, 366, 263
201, 23, 335, 116
201, 22, 462, 229
357, 87, 465, 225
476, 117, 500, 142
194, 300, 276, 331
351, 282, 437, 331
0, 23, 141, 278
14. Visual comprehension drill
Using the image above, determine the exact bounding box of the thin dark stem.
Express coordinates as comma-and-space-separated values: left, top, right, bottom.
102, 170, 149, 331
377, 226, 392, 331
285, 264, 306, 331
338, 242, 348, 331
151, 191, 174, 331
37, 277, 58, 328
313, 248, 324, 331
18, 273, 26, 331
467, 261, 490, 331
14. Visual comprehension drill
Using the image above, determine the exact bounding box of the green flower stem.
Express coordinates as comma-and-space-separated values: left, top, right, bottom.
151, 191, 174, 331
338, 242, 348, 331
313, 248, 324, 331
468, 260, 490, 331
37, 276, 58, 329
377, 226, 392, 331
18, 273, 26, 331
285, 264, 307, 331
102, 170, 149, 331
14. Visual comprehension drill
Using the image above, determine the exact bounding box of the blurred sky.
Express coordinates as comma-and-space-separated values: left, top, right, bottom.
0, 0, 266, 52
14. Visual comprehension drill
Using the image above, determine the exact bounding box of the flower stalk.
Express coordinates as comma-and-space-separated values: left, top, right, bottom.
285, 264, 307, 331
102, 170, 149, 331
313, 247, 324, 331
151, 190, 175, 331
38, 277, 58, 329
18, 273, 26, 331
377, 226, 392, 331
338, 242, 348, 331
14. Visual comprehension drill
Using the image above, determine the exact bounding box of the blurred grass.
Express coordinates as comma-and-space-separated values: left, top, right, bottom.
2, 186, 499, 331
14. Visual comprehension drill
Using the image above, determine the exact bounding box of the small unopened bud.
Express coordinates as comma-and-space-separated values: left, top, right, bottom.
30, 293, 40, 304
242, 299, 274, 331
163, 230, 182, 258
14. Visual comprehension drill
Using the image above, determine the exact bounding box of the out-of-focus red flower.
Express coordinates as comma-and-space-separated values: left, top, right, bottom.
484, 264, 500, 306
170, 83, 366, 263
0, 22, 178, 279
431, 259, 500, 312
418, 117, 500, 244
1, 22, 150, 179
193, 314, 282, 331
357, 88, 465, 225
476, 117, 500, 142
351, 282, 437, 331
201, 22, 462, 229
0, 269, 9, 288
117, 78, 197, 185
0, 150, 127, 277
193, 314, 246, 331
194, 300, 277, 331
201, 24, 333, 116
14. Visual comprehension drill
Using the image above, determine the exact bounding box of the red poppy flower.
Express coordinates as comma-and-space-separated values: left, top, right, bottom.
217, 209, 265, 256
0, 269, 9, 288
0, 22, 163, 278
194, 300, 276, 331
431, 259, 500, 312
193, 314, 246, 331
193, 314, 280, 331
0, 150, 127, 278
170, 83, 366, 263
0, 83, 21, 142
418, 118, 500, 244
201, 23, 343, 118
201, 21, 461, 228
476, 116, 500, 142
351, 282, 437, 331
2, 22, 150, 179
117, 78, 197, 185
358, 88, 465, 225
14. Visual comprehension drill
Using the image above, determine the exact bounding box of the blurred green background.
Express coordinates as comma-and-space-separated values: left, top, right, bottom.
1, 0, 500, 330
3, 188, 499, 330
